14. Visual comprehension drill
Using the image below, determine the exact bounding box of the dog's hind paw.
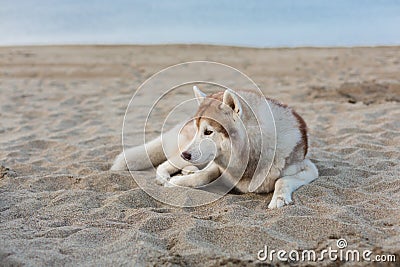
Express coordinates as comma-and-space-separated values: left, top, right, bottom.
268, 194, 293, 209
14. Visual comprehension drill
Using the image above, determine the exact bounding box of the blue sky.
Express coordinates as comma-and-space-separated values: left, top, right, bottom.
1, 0, 399, 47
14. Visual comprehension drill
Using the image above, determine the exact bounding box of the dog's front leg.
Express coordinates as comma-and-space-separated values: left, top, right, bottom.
156, 160, 178, 185
165, 162, 220, 188
156, 154, 195, 185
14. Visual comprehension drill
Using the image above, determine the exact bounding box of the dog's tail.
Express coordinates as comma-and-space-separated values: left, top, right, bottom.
110, 125, 181, 171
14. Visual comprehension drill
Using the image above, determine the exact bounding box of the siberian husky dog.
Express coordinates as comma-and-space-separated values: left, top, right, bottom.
111, 86, 318, 209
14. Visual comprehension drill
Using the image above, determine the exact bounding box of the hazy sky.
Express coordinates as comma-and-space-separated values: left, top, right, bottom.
1, 0, 399, 47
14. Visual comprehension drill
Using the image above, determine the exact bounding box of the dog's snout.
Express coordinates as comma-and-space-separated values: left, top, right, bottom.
181, 151, 191, 161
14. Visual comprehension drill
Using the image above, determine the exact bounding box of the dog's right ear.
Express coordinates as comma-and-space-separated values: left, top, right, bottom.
223, 89, 242, 117
193, 86, 206, 105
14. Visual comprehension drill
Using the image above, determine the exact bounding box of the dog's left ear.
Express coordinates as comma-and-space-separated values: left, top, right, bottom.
223, 89, 242, 117
193, 86, 206, 105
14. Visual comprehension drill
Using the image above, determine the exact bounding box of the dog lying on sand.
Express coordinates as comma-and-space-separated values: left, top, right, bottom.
111, 86, 318, 209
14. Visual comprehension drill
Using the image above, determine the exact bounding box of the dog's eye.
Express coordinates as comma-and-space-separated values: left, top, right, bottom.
204, 129, 213, 135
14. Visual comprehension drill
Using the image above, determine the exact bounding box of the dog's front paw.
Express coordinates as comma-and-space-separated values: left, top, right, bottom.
156, 171, 170, 185
268, 192, 293, 209
164, 175, 196, 188
163, 176, 184, 187
181, 165, 199, 175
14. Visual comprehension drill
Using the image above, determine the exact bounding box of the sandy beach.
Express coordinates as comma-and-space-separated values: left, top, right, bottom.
0, 45, 399, 266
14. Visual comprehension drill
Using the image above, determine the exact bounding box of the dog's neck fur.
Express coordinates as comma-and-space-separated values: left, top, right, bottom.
211, 95, 262, 179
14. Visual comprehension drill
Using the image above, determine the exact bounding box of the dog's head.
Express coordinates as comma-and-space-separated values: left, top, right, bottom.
180, 86, 245, 164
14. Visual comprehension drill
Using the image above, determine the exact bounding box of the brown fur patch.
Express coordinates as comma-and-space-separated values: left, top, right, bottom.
265, 96, 288, 108
195, 92, 224, 128
203, 118, 229, 137
208, 91, 224, 100
291, 110, 308, 157
267, 96, 308, 157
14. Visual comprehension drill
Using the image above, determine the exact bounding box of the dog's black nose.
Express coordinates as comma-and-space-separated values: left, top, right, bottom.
181, 152, 191, 160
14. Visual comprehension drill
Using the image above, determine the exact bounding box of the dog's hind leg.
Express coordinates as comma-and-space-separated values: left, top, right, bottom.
111, 136, 167, 171
111, 124, 185, 171
268, 159, 318, 209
